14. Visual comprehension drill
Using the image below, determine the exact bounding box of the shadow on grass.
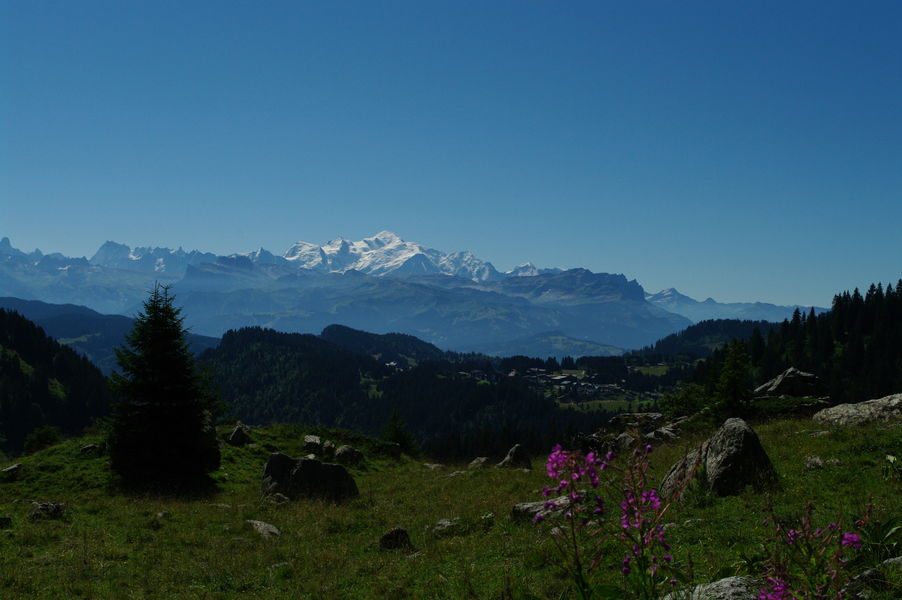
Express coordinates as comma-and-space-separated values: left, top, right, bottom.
110, 473, 221, 501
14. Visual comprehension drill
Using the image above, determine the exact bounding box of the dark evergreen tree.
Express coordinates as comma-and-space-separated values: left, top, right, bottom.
716, 341, 753, 416
108, 285, 220, 484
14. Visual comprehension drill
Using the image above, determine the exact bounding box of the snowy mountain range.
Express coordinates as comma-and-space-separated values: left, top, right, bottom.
0, 232, 822, 355
646, 288, 826, 324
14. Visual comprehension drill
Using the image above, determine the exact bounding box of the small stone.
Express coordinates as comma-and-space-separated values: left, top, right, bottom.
805, 455, 824, 470
1, 464, 22, 482
246, 519, 280, 538
423, 463, 444, 471
380, 442, 402, 459
496, 444, 532, 470
79, 444, 100, 457
468, 457, 489, 469
303, 435, 322, 454
447, 470, 466, 478
825, 458, 842, 467
480, 512, 495, 530
334, 445, 364, 467
511, 496, 570, 523
380, 527, 414, 550
30, 502, 65, 521
665, 576, 758, 600
227, 423, 253, 447
322, 440, 336, 457
431, 518, 464, 538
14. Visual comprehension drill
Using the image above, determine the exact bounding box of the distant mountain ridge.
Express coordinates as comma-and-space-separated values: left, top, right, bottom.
0, 297, 219, 374
0, 233, 816, 352
646, 287, 826, 323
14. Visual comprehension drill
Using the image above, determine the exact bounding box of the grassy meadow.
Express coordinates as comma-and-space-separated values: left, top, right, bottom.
1, 418, 900, 599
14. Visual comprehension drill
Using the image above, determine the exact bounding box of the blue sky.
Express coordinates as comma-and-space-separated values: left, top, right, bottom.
2, 1, 900, 306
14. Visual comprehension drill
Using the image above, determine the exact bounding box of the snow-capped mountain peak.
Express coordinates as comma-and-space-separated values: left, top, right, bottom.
278, 231, 498, 281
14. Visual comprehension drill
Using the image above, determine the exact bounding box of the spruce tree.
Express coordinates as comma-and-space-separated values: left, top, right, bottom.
109, 284, 220, 484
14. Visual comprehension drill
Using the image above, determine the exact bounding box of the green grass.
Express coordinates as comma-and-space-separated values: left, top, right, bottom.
1, 419, 900, 598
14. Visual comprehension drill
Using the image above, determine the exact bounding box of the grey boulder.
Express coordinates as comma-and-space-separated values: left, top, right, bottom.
665, 576, 758, 600
262, 453, 359, 503
813, 393, 902, 426
661, 418, 777, 498
754, 367, 825, 398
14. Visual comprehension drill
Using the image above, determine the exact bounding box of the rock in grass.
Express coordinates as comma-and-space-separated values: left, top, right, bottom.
813, 393, 902, 426
468, 457, 489, 469
0, 515, 11, 529
660, 418, 777, 499
511, 496, 570, 523
496, 444, 531, 470
334, 445, 364, 467
30, 502, 66, 521
303, 435, 322, 454
322, 440, 336, 458
754, 367, 825, 398
805, 455, 824, 470
431, 518, 464, 538
247, 519, 280, 538
383, 442, 402, 459
423, 463, 444, 471
1, 463, 22, 482
262, 453, 359, 503
227, 423, 252, 447
79, 444, 101, 457
380, 527, 414, 550
665, 576, 758, 599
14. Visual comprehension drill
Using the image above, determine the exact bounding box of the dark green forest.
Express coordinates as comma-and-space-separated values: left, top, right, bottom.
201, 327, 610, 459
0, 309, 111, 452
690, 281, 902, 405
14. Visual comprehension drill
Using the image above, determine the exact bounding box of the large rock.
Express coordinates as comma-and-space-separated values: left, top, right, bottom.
813, 393, 902, 426
496, 444, 532, 469
227, 423, 253, 447
665, 576, 757, 600
660, 418, 777, 498
754, 367, 825, 398
262, 453, 359, 503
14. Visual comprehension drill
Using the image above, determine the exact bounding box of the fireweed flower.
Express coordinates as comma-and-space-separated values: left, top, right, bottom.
536, 442, 680, 598
840, 532, 862, 549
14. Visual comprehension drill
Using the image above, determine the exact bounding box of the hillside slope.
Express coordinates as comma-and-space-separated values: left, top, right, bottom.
0, 308, 112, 452
0, 297, 219, 374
